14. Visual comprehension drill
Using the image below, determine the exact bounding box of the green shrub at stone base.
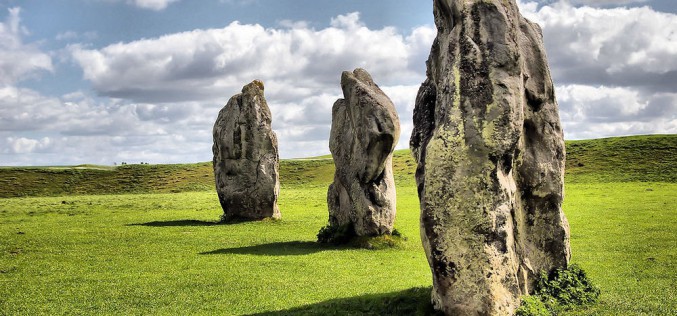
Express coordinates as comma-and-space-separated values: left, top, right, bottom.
516, 296, 550, 316
518, 264, 601, 315
317, 223, 405, 249
537, 264, 601, 309
317, 222, 356, 244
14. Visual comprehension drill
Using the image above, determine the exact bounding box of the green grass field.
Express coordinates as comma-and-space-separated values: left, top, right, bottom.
1, 135, 676, 315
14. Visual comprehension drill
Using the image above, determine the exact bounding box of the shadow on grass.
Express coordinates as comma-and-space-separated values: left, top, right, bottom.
247, 287, 440, 316
200, 241, 334, 256
128, 219, 221, 227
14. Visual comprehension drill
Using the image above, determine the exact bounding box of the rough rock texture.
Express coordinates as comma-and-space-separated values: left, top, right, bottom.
410, 0, 571, 314
213, 80, 280, 221
327, 68, 400, 236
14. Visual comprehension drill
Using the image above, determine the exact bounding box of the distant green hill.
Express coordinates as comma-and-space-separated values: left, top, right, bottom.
1, 135, 674, 198
565, 135, 676, 183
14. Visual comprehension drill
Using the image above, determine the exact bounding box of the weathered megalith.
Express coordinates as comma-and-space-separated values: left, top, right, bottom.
213, 80, 280, 221
410, 0, 570, 314
326, 68, 400, 236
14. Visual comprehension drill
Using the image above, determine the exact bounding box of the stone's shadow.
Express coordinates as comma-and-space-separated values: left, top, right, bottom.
128, 219, 221, 227
246, 287, 439, 316
200, 241, 332, 256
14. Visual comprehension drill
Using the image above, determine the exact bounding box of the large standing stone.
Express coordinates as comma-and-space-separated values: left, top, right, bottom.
213, 80, 280, 221
327, 68, 400, 236
410, 0, 570, 314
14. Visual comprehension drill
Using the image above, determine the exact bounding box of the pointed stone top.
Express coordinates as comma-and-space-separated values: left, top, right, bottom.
341, 68, 374, 88
243, 79, 265, 94
340, 68, 392, 109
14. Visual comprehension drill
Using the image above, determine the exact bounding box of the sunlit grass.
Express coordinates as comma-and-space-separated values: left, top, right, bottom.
1, 135, 675, 314
1, 182, 675, 315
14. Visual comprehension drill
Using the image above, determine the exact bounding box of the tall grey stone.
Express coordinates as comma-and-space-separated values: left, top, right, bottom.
213, 80, 280, 221
327, 68, 400, 236
410, 0, 571, 314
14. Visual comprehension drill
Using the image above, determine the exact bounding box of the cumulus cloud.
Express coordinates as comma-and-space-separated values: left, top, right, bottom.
69, 12, 434, 103
3, 137, 53, 154
61, 4, 677, 161
0, 6, 214, 166
0, 7, 53, 85
0, 85, 214, 165
569, 0, 649, 5
99, 0, 179, 11
518, 0, 677, 139
382, 85, 421, 149
63, 12, 435, 161
56, 30, 97, 42
3, 3, 675, 166
129, 0, 180, 10
522, 1, 677, 92
557, 85, 677, 129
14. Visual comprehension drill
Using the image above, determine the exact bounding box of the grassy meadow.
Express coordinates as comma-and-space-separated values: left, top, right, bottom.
1, 135, 676, 315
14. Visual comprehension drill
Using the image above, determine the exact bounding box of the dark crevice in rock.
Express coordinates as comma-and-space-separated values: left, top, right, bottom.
232, 124, 242, 159
525, 89, 545, 112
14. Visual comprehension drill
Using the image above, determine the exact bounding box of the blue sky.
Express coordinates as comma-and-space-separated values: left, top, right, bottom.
0, 0, 675, 165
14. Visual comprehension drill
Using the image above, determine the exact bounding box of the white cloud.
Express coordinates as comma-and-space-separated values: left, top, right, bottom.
99, 0, 179, 11
517, 1, 677, 140
557, 84, 677, 124
60, 13, 436, 162
56, 31, 78, 41
4, 137, 52, 154
563, 119, 677, 140
69, 13, 434, 103
554, 82, 677, 140
0, 85, 215, 165
381, 85, 421, 150
56, 30, 97, 42
522, 1, 677, 91
3, 3, 675, 166
129, 0, 179, 11
0, 86, 62, 132
0, 7, 53, 85
570, 0, 649, 5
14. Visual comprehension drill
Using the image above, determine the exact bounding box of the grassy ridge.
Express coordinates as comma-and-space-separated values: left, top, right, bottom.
0, 163, 214, 198
1, 134, 675, 198
566, 134, 676, 183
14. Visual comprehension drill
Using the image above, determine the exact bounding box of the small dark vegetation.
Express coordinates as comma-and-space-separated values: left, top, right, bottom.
218, 213, 281, 224
317, 222, 356, 244
317, 223, 406, 249
517, 264, 600, 315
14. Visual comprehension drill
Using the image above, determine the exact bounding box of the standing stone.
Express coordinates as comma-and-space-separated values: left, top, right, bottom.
410, 0, 570, 314
213, 80, 280, 221
327, 68, 400, 236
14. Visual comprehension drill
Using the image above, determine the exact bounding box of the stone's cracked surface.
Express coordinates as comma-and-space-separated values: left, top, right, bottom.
327, 68, 400, 236
410, 0, 571, 314
213, 80, 280, 221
